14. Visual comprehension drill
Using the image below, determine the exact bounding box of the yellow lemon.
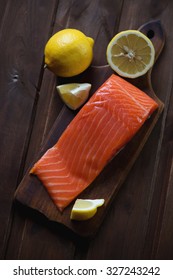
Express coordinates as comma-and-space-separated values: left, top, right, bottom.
56, 83, 91, 110
70, 199, 105, 221
44, 29, 94, 77
106, 30, 155, 78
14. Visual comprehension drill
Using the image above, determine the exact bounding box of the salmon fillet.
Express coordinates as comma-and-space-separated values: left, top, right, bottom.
30, 74, 158, 211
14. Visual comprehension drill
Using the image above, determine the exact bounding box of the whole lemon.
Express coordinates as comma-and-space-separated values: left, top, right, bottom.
44, 29, 94, 77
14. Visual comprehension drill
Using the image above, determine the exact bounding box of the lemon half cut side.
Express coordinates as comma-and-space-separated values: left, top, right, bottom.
70, 199, 105, 221
56, 83, 91, 110
106, 30, 155, 78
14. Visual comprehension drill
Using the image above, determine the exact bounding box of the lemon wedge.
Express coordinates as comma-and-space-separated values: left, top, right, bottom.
56, 83, 91, 110
106, 30, 155, 78
70, 199, 105, 221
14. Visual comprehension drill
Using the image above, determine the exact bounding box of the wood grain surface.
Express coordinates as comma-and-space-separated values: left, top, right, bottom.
14, 20, 165, 238
0, 0, 173, 259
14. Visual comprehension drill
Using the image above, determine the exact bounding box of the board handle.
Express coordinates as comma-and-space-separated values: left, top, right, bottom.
138, 19, 165, 62
131, 20, 165, 103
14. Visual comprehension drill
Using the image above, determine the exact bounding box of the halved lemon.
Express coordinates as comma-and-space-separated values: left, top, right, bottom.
56, 83, 91, 110
70, 199, 105, 221
106, 30, 155, 78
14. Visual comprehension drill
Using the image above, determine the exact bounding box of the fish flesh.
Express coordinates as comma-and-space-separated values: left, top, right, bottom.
30, 74, 158, 211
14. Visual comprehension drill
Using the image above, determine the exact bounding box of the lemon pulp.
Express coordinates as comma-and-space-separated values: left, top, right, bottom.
56, 83, 91, 110
44, 29, 94, 77
70, 199, 105, 221
106, 30, 155, 78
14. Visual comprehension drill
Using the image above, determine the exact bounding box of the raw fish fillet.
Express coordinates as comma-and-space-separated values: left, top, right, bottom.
30, 74, 158, 211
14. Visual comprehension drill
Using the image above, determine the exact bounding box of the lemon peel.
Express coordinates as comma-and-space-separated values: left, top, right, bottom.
70, 199, 105, 221
106, 30, 155, 78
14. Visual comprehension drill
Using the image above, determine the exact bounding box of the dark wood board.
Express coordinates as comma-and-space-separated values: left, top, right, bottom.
15, 20, 165, 238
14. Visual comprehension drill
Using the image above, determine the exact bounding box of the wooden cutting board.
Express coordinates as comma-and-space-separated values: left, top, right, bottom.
15, 20, 165, 237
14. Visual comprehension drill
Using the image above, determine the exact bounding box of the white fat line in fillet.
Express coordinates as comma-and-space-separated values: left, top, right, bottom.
97, 121, 126, 165
43, 154, 60, 160
67, 109, 101, 171
111, 90, 149, 122
53, 196, 75, 201
113, 79, 149, 114
58, 108, 102, 176
41, 147, 58, 158
87, 117, 118, 179
125, 82, 153, 106
59, 111, 95, 171
44, 150, 61, 159
76, 108, 106, 177
46, 181, 72, 187
36, 167, 67, 174
41, 174, 70, 179
38, 161, 66, 168
86, 103, 125, 178
80, 109, 112, 177
49, 189, 74, 194
45, 172, 76, 187
56, 118, 80, 162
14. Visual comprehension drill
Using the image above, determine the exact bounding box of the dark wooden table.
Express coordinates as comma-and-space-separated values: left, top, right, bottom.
1, 0, 173, 260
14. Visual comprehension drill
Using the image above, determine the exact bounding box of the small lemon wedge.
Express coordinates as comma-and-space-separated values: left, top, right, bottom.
70, 199, 105, 221
56, 83, 91, 110
106, 30, 155, 78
